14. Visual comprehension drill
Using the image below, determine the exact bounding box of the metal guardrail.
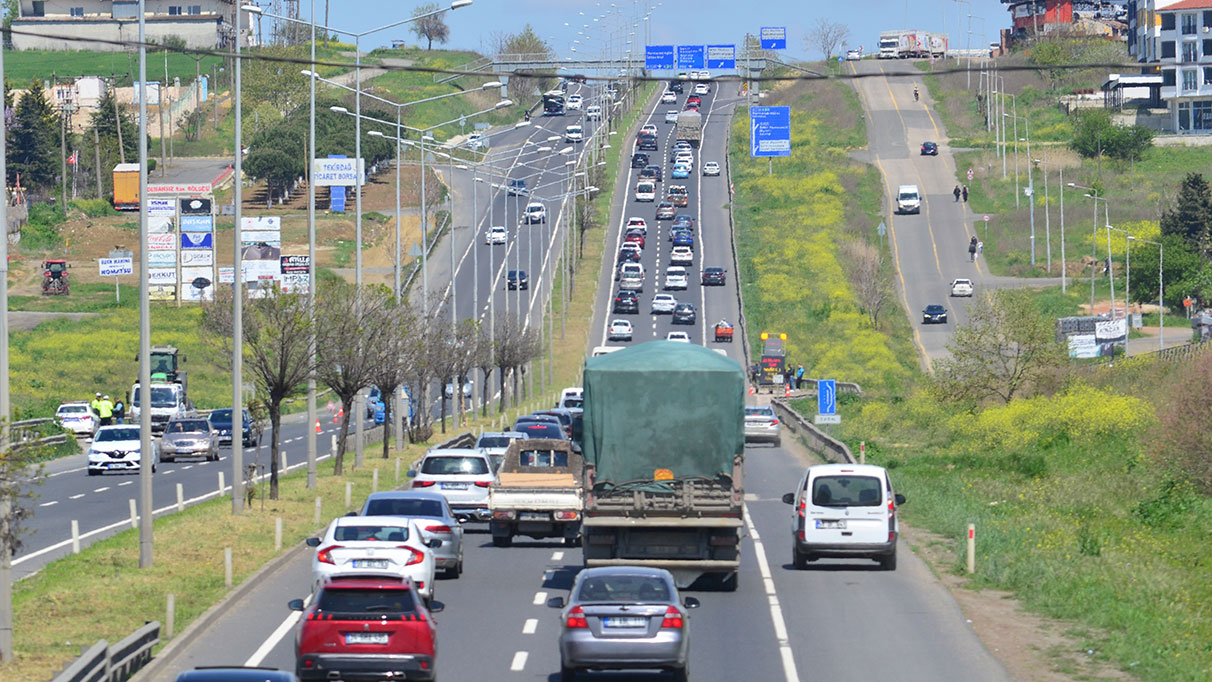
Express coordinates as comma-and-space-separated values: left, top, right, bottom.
769, 397, 855, 465
50, 622, 160, 682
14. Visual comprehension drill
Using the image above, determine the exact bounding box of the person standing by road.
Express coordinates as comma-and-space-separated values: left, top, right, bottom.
962, 185, 969, 202
112, 398, 125, 425
953, 186, 961, 202
98, 395, 114, 426
969, 236, 978, 262
91, 392, 103, 416
795, 364, 805, 389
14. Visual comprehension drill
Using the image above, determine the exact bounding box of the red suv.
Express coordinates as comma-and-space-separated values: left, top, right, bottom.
290, 576, 442, 681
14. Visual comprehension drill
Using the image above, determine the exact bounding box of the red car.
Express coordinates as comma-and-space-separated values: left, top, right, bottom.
624, 231, 646, 249
290, 576, 442, 682
686, 95, 701, 106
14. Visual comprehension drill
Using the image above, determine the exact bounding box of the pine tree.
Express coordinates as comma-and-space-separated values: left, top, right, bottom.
87, 90, 140, 196
8, 79, 62, 192
1160, 173, 1212, 259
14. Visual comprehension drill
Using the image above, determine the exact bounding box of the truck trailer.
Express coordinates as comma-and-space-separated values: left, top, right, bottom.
878, 30, 948, 59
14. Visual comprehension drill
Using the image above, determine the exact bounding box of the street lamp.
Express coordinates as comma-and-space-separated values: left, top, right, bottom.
1105, 223, 1130, 320
1069, 182, 1110, 314
1035, 155, 1066, 292
1128, 235, 1165, 351
1005, 111, 1033, 265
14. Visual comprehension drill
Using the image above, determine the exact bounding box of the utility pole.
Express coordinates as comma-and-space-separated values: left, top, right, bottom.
0, 20, 14, 664
158, 79, 167, 177
137, 0, 155, 569
112, 78, 126, 164
93, 126, 103, 198
60, 100, 68, 211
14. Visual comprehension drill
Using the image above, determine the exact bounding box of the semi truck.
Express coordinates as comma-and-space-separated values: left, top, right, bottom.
878, 30, 948, 59
675, 110, 702, 148
489, 438, 584, 547
580, 341, 746, 589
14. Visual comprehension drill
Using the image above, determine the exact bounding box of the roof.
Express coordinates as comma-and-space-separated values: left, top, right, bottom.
1159, 0, 1212, 10
809, 463, 891, 476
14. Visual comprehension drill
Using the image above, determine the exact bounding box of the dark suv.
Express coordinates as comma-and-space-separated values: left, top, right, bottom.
631, 153, 649, 169
701, 267, 727, 286
672, 302, 697, 325
290, 577, 442, 682
507, 270, 528, 290
636, 133, 658, 151
642, 165, 664, 182
613, 289, 639, 314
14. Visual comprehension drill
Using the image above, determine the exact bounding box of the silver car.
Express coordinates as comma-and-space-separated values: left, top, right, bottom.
476, 431, 528, 472
408, 449, 495, 522
744, 405, 781, 446
159, 417, 219, 462
551, 566, 699, 682
358, 490, 465, 578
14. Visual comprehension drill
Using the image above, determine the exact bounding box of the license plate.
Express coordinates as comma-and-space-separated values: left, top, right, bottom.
345, 632, 388, 645
352, 559, 389, 569
816, 519, 846, 530
603, 617, 647, 628
520, 512, 549, 521
441, 482, 468, 490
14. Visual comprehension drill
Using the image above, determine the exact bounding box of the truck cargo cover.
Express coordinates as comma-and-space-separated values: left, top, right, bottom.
582, 341, 744, 486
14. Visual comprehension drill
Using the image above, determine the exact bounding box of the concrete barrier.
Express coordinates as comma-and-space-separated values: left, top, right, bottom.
770, 397, 855, 465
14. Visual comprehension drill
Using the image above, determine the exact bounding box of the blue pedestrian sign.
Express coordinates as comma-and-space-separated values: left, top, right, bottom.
818, 379, 837, 415
677, 45, 704, 69
645, 45, 675, 70
706, 44, 735, 69
760, 27, 787, 50
750, 106, 791, 158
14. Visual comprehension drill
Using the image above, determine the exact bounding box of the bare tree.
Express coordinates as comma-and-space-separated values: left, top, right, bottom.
201, 286, 316, 498
368, 297, 419, 459
473, 322, 497, 417
409, 2, 451, 50
841, 240, 893, 328
806, 18, 851, 60
932, 290, 1066, 405
448, 318, 481, 428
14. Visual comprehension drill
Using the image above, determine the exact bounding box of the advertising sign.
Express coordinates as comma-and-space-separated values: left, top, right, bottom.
149, 285, 176, 301
760, 27, 787, 50
180, 249, 214, 267
181, 267, 215, 302
147, 233, 175, 250
330, 185, 346, 212
179, 197, 212, 215
181, 232, 213, 249
706, 44, 736, 69
242, 216, 281, 231
1067, 334, 1098, 359
677, 45, 704, 69
311, 157, 366, 186
149, 183, 212, 195
219, 267, 235, 284
148, 198, 175, 216
148, 268, 176, 284
148, 216, 174, 233
645, 45, 676, 70
242, 231, 281, 244
180, 215, 213, 232
280, 273, 310, 294
148, 250, 176, 266
750, 106, 791, 157
280, 255, 311, 274
133, 81, 161, 106
99, 258, 133, 276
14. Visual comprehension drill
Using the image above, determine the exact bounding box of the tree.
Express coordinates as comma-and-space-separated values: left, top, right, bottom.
806, 18, 850, 60
501, 25, 553, 102
201, 286, 316, 499
9, 79, 61, 192
244, 148, 304, 206
932, 290, 1066, 405
1160, 173, 1212, 257
1127, 234, 1212, 310
473, 322, 497, 417
0, 433, 47, 662
368, 297, 419, 459
410, 3, 451, 50
841, 239, 892, 328
1070, 109, 1154, 163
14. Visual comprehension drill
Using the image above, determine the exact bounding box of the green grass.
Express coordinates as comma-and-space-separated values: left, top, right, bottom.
2, 50, 224, 86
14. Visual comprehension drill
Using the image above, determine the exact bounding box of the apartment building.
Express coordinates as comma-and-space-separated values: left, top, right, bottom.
10, 0, 234, 52
1129, 0, 1212, 133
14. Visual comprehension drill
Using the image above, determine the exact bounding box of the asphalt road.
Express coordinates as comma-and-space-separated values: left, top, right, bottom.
143, 79, 1010, 682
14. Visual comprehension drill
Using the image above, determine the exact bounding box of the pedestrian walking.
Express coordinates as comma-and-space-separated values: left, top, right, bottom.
962, 185, 969, 202
113, 398, 125, 425
953, 185, 961, 202
98, 395, 114, 426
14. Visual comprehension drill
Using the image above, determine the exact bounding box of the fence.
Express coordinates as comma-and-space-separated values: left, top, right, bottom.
769, 397, 855, 465
50, 621, 160, 682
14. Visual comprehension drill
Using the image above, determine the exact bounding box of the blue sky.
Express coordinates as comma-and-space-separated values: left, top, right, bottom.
304, 0, 1013, 63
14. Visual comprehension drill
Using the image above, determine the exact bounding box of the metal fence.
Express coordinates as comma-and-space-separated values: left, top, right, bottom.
769, 397, 855, 465
50, 621, 160, 682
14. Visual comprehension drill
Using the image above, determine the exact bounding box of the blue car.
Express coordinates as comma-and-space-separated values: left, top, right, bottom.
671, 163, 691, 179
207, 408, 262, 448
672, 231, 695, 249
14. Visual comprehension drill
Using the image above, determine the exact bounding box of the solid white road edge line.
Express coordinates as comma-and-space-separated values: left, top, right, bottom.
743, 502, 801, 682
245, 593, 312, 666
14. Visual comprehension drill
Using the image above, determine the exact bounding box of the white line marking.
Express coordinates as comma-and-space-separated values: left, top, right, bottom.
532, 591, 548, 606
522, 618, 538, 635
69, 494, 85, 500
551, 550, 564, 561
93, 487, 109, 493
118, 481, 133, 487
39, 501, 58, 507
743, 502, 800, 682
246, 593, 312, 666
509, 651, 528, 671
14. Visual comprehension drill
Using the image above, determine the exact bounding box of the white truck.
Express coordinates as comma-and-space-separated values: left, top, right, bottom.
675, 110, 702, 148
128, 382, 194, 434
878, 30, 948, 59
488, 438, 584, 547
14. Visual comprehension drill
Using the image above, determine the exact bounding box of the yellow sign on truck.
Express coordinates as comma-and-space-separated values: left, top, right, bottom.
112, 163, 140, 211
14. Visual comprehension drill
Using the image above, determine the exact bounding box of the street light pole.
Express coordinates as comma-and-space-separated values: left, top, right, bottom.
1059, 166, 1066, 293
306, 0, 317, 489
137, 0, 156, 562
232, 2, 245, 514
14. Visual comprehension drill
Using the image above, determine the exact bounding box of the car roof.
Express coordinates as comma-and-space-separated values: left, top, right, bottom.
925, 304, 946, 310
363, 490, 448, 504
96, 425, 140, 433
174, 667, 299, 682
479, 431, 526, 439
704, 266, 724, 272
807, 463, 890, 478
953, 278, 972, 284
578, 564, 674, 580
424, 448, 487, 459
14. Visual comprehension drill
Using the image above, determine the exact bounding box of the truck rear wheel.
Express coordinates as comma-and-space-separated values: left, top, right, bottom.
492, 535, 513, 548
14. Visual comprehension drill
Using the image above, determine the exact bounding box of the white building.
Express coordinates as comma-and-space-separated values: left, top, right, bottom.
11, 0, 234, 52
1128, 0, 1212, 132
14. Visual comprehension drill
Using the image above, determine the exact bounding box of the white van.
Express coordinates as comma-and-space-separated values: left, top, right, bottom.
585, 105, 602, 121
896, 184, 921, 214
781, 463, 906, 570
556, 387, 583, 409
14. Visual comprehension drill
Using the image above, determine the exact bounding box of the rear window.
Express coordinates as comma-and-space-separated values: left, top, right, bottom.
317, 587, 416, 615
745, 407, 774, 417
59, 405, 88, 414
519, 449, 569, 467
334, 523, 410, 542
476, 435, 518, 449
166, 420, 210, 434
561, 398, 584, 409
811, 475, 883, 507
364, 498, 444, 518
577, 575, 671, 603
421, 456, 489, 475
518, 423, 565, 439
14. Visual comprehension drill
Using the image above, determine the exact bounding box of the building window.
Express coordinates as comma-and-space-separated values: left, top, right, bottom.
1205, 11, 1212, 27
1163, 69, 1177, 87
1162, 41, 1176, 59
167, 5, 182, 15
1194, 101, 1212, 130
188, 5, 201, 14
29, 1, 44, 17
1179, 102, 1190, 131
1205, 67, 1212, 85
1184, 41, 1199, 62
1182, 13, 1198, 35
69, 6, 83, 17
1162, 13, 1176, 31
1183, 68, 1198, 93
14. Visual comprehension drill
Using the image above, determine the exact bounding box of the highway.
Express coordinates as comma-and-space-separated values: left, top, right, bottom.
140, 79, 1011, 682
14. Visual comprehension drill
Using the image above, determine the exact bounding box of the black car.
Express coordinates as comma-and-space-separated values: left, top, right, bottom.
672, 302, 697, 325
631, 152, 649, 169
669, 80, 684, 93
636, 133, 658, 151
175, 668, 299, 682
207, 408, 262, 448
922, 304, 948, 324
920, 141, 938, 156
617, 249, 642, 264
644, 164, 664, 182
508, 269, 529, 290
701, 266, 727, 286
613, 289, 639, 314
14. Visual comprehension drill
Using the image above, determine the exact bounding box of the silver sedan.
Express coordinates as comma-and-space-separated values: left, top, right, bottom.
551, 566, 699, 681
358, 490, 465, 578
159, 417, 219, 462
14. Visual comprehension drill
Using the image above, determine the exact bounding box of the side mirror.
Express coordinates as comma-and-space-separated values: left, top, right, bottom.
683, 596, 701, 609
305, 537, 320, 547
427, 538, 443, 549
428, 600, 445, 613
894, 493, 906, 505
781, 492, 795, 505
287, 599, 305, 611
406, 470, 417, 478
547, 596, 566, 608
345, 511, 358, 517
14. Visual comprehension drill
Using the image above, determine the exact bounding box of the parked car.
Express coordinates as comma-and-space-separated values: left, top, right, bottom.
743, 405, 781, 446
485, 225, 508, 245
701, 266, 727, 286
507, 270, 529, 290
358, 490, 465, 578
159, 417, 219, 462
950, 278, 974, 297
208, 408, 262, 448
702, 161, 721, 176
407, 449, 496, 523
56, 401, 99, 439
87, 425, 157, 475
781, 463, 906, 570
922, 304, 948, 324
306, 516, 439, 603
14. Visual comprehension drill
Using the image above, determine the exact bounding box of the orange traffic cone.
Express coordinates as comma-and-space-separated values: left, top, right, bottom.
784, 382, 792, 397
748, 384, 755, 396
334, 406, 343, 424
315, 419, 322, 434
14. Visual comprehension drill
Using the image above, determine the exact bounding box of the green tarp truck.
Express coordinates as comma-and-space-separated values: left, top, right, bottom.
580, 341, 746, 588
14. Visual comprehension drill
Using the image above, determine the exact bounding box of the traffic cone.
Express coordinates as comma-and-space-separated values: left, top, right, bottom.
334, 406, 343, 424
784, 382, 792, 397
748, 384, 755, 396
315, 419, 322, 434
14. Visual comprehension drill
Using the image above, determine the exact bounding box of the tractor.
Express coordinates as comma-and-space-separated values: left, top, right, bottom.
149, 345, 187, 394
41, 260, 69, 296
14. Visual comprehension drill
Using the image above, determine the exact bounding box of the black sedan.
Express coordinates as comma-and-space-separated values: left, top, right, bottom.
207, 408, 262, 448
920, 141, 938, 156
631, 152, 649, 168
508, 269, 529, 290
672, 302, 697, 325
613, 290, 639, 314
701, 267, 726, 286
922, 304, 948, 324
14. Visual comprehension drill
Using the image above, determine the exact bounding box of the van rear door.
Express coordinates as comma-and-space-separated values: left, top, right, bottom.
803, 471, 888, 545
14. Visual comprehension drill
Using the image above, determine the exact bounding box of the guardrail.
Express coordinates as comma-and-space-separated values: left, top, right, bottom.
769, 397, 855, 465
50, 621, 160, 682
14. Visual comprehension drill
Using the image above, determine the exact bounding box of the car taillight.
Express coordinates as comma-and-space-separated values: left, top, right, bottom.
661, 606, 684, 629
493, 510, 516, 520
769, 418, 779, 426
412, 480, 436, 488
797, 499, 806, 519
474, 481, 491, 488
425, 525, 452, 533
565, 606, 588, 629
399, 547, 425, 566
316, 545, 342, 564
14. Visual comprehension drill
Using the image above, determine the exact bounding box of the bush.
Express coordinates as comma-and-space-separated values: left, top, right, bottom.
1071, 109, 1153, 162
21, 203, 65, 250
69, 198, 120, 218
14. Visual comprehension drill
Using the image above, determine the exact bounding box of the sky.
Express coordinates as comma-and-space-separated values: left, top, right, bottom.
299, 0, 1016, 63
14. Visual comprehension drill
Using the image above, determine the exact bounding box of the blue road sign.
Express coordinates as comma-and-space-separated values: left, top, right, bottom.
645, 45, 675, 70
818, 379, 837, 415
750, 106, 791, 158
677, 45, 704, 69
760, 27, 786, 50
706, 44, 735, 69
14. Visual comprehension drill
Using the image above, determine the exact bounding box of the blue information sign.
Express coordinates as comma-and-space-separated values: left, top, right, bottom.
760, 27, 787, 50
750, 106, 791, 158
328, 154, 347, 211
706, 44, 736, 69
645, 45, 675, 70
677, 45, 704, 69
818, 379, 837, 415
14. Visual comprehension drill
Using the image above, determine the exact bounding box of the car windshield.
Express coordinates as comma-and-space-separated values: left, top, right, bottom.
132, 386, 177, 408
421, 456, 489, 475
576, 574, 672, 603
812, 475, 882, 507
59, 405, 88, 415
166, 420, 209, 434
364, 498, 444, 518
334, 523, 410, 542
899, 191, 917, 200
209, 409, 243, 423
97, 428, 140, 442
317, 587, 415, 615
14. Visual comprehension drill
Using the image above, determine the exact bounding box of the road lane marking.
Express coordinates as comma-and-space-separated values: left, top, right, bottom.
743, 502, 800, 682
118, 481, 133, 487
69, 494, 84, 500
509, 651, 528, 671
39, 501, 57, 507
551, 550, 564, 561
246, 593, 312, 666
532, 591, 548, 605
93, 487, 110, 493
522, 618, 538, 634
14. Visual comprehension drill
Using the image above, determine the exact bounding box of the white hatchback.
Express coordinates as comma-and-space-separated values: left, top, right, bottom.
640, 124, 658, 135
702, 161, 721, 176
485, 225, 508, 245
567, 94, 583, 110
950, 278, 974, 297
666, 331, 691, 343
650, 293, 678, 314
307, 516, 439, 603
661, 91, 677, 103
781, 463, 906, 570
670, 246, 694, 266
665, 110, 679, 124
663, 266, 689, 290
634, 181, 656, 202
409, 449, 495, 522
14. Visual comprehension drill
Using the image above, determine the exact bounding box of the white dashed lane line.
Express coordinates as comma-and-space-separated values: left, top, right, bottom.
522, 618, 538, 635
39, 501, 57, 507
509, 651, 528, 672
551, 550, 564, 561
93, 487, 110, 493
118, 481, 133, 486
532, 591, 548, 606
69, 494, 85, 500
